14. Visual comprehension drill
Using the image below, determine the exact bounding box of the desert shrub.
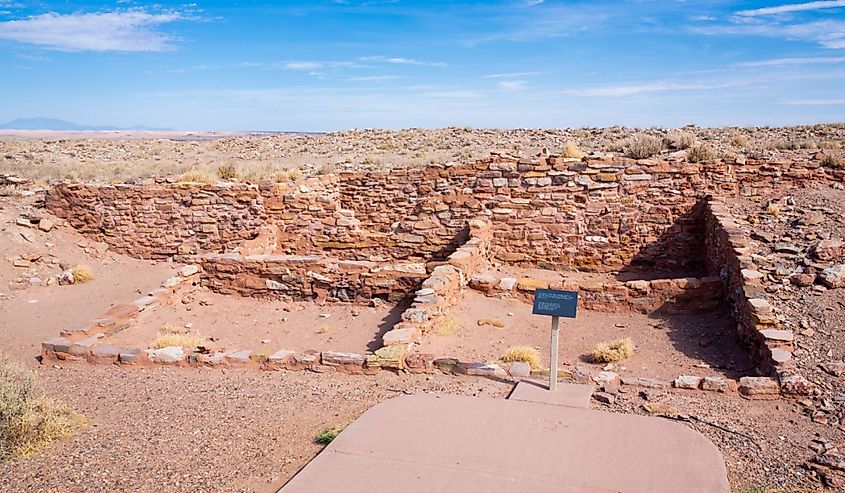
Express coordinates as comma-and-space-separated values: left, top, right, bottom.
70, 265, 93, 284
730, 132, 750, 148
562, 141, 585, 159
434, 316, 463, 336
286, 168, 303, 181
501, 346, 542, 370
159, 324, 187, 335
178, 170, 216, 184
622, 134, 663, 159
216, 164, 239, 181
766, 203, 781, 217
686, 144, 712, 163
667, 131, 695, 150
820, 153, 844, 169
150, 326, 201, 349
591, 338, 634, 363
1, 356, 86, 460
315, 426, 342, 444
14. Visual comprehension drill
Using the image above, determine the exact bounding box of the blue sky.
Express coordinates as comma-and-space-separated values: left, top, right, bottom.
0, 0, 844, 131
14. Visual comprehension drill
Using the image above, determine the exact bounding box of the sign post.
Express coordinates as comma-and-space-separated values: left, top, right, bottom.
532, 288, 578, 392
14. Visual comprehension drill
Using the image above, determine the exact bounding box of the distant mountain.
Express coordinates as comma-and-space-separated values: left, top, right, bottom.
0, 117, 171, 132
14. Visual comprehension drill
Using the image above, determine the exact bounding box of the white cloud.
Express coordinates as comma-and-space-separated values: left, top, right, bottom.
360, 56, 446, 67
692, 19, 845, 49
348, 75, 401, 81
738, 56, 845, 66
283, 61, 324, 70
562, 81, 737, 97
783, 98, 845, 104
736, 0, 845, 17
498, 80, 525, 91
0, 10, 183, 52
483, 71, 547, 78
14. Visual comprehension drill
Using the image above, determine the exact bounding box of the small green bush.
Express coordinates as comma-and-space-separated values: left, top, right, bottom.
315, 426, 342, 444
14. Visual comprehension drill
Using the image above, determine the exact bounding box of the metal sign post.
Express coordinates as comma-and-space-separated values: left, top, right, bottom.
532, 289, 578, 392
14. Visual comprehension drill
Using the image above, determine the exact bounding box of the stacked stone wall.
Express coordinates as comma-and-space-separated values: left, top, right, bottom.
45, 156, 844, 268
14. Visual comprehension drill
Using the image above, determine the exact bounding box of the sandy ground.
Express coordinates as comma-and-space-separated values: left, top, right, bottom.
106, 289, 407, 355
419, 291, 751, 380
0, 197, 175, 361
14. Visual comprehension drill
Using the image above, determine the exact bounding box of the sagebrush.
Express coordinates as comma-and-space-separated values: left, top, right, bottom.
592, 338, 634, 363
501, 346, 542, 370
0, 356, 87, 460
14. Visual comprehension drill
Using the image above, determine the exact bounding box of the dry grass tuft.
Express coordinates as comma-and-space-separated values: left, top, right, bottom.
1, 356, 87, 460
730, 132, 750, 148
216, 164, 239, 181
686, 144, 712, 163
642, 402, 678, 416
501, 346, 542, 370
434, 316, 463, 336
591, 338, 634, 363
766, 203, 781, 217
820, 153, 844, 169
70, 265, 94, 284
562, 141, 585, 159
159, 323, 187, 335
178, 169, 216, 184
667, 131, 695, 150
621, 133, 663, 159
150, 326, 201, 349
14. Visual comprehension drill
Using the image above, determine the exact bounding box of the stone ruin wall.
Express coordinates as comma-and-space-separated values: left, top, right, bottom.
45, 155, 844, 269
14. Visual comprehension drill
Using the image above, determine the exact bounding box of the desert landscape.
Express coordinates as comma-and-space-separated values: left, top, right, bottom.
1, 125, 844, 491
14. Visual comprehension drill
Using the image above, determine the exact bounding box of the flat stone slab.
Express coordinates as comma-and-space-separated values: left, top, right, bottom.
279, 394, 729, 493
508, 380, 594, 409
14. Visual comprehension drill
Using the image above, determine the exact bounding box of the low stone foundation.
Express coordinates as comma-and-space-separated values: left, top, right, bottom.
195, 253, 428, 303
704, 199, 814, 396
469, 273, 724, 314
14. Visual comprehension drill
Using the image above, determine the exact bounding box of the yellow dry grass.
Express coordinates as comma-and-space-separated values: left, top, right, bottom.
1, 356, 87, 460
476, 318, 505, 328
562, 141, 585, 159
766, 203, 781, 217
591, 338, 634, 363
159, 323, 187, 335
500, 346, 542, 370
149, 332, 201, 349
178, 169, 216, 184
70, 265, 94, 284
433, 316, 463, 336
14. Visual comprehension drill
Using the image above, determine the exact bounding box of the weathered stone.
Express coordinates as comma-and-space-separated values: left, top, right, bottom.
779, 374, 815, 395
178, 264, 200, 277
674, 375, 702, 390
118, 348, 142, 365
146, 346, 185, 364
321, 351, 365, 367
701, 376, 729, 393
820, 265, 845, 288
593, 391, 615, 405
225, 349, 254, 364
620, 377, 671, 389
372, 345, 406, 369
382, 327, 419, 345
738, 376, 780, 399
90, 344, 121, 363
461, 362, 506, 377
760, 329, 794, 342
405, 352, 435, 373
815, 239, 843, 261
508, 361, 531, 378
593, 371, 619, 385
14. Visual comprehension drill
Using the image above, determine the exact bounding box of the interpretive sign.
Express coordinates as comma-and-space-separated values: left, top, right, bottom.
532, 289, 579, 392
532, 289, 578, 318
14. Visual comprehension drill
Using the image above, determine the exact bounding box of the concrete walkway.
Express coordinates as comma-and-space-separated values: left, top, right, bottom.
280, 393, 730, 493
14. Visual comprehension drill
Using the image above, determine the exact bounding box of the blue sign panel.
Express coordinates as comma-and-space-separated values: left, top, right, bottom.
532, 289, 578, 318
